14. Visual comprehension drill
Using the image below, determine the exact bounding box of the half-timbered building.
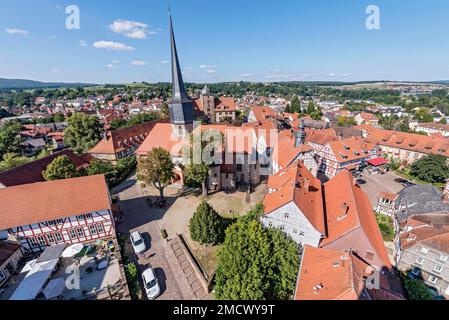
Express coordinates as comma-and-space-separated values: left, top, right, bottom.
0, 175, 114, 254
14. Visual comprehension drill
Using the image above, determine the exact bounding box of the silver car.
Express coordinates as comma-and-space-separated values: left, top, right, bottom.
142, 267, 161, 300
130, 231, 146, 254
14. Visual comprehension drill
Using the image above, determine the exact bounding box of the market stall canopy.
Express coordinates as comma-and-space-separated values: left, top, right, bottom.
43, 277, 66, 299
61, 243, 84, 258
20, 259, 37, 274
10, 258, 59, 300
367, 157, 388, 166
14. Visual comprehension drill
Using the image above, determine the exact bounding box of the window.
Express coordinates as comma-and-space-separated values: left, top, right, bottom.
46, 234, 55, 245
421, 247, 429, 254
434, 265, 443, 273
77, 214, 92, 221
416, 257, 424, 265
96, 224, 104, 233
70, 229, 77, 239
411, 267, 420, 276
280, 225, 285, 231
89, 225, 98, 235
0, 270, 6, 281
428, 275, 438, 284
54, 232, 63, 242
284, 213, 290, 219
77, 228, 85, 237
29, 238, 38, 248
37, 236, 46, 246
293, 229, 298, 234
439, 254, 448, 262
299, 231, 305, 237
366, 251, 374, 260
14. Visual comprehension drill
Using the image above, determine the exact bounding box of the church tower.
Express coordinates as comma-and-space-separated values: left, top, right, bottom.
168, 14, 194, 137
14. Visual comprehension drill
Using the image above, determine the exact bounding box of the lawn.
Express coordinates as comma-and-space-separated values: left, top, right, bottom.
376, 214, 395, 242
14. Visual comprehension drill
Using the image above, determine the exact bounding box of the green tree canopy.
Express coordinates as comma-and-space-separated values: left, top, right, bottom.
42, 155, 78, 181
214, 204, 300, 300
87, 159, 115, 183
64, 113, 101, 154
403, 278, 433, 300
190, 200, 225, 245
0, 153, 30, 172
137, 147, 175, 201
410, 154, 449, 184
0, 121, 22, 159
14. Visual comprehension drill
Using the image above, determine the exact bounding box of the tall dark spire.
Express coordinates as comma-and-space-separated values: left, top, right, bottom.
169, 14, 190, 104
167, 12, 194, 127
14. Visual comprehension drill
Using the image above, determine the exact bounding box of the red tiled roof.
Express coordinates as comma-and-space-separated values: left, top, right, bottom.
321, 170, 392, 269
327, 136, 376, 163
249, 106, 276, 123
295, 246, 372, 300
89, 120, 166, 155
264, 161, 325, 234
0, 175, 111, 230
364, 127, 449, 158
0, 149, 92, 188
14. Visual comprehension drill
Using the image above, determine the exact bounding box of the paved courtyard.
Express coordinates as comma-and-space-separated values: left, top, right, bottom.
111, 174, 266, 299
359, 171, 405, 209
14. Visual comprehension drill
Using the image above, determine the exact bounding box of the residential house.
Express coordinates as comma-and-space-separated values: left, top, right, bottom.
295, 246, 404, 300
377, 192, 399, 217
355, 112, 380, 126
247, 106, 276, 123
396, 214, 449, 297
315, 136, 378, 178
0, 175, 115, 254
20, 138, 46, 157
89, 120, 166, 164
415, 122, 449, 137
0, 241, 23, 287
193, 85, 236, 123
360, 126, 449, 164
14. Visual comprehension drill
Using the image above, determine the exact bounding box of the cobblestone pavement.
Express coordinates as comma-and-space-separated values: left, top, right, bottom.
112, 175, 196, 300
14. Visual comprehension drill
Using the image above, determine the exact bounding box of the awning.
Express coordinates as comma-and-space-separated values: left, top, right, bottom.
43, 277, 66, 299
20, 259, 37, 274
10, 258, 59, 300
367, 157, 388, 166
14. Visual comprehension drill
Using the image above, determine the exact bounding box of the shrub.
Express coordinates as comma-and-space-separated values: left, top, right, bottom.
189, 200, 225, 245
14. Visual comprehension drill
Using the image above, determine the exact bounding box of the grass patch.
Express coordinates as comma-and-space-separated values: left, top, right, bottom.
376, 214, 395, 242
395, 168, 446, 188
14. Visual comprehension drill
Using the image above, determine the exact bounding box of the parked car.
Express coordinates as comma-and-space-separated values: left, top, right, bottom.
356, 179, 367, 185
130, 231, 146, 254
142, 267, 161, 300
394, 178, 408, 184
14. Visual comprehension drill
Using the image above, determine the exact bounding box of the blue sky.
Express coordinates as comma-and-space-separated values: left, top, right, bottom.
0, 0, 449, 84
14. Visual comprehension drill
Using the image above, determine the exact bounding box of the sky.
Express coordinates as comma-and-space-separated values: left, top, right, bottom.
0, 0, 449, 84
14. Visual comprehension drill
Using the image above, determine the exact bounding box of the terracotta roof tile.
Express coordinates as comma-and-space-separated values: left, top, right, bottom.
0, 175, 111, 230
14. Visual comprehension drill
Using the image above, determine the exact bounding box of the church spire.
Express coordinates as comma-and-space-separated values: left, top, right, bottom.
169, 14, 190, 104
295, 120, 307, 147
167, 12, 194, 131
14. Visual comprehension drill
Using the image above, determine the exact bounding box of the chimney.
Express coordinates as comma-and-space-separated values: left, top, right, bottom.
337, 202, 349, 221
303, 178, 310, 192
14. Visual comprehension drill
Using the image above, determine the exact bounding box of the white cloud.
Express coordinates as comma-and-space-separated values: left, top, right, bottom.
5, 28, 29, 35
93, 41, 134, 51
200, 64, 216, 69
239, 73, 252, 77
109, 19, 158, 39
206, 69, 216, 74
52, 69, 59, 73
160, 60, 168, 64
329, 73, 336, 77
131, 60, 147, 66
107, 64, 116, 69
111, 60, 119, 64
79, 40, 88, 47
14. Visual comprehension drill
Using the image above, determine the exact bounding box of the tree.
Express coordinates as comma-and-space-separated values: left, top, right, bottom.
109, 118, 127, 130
87, 159, 116, 184
290, 96, 301, 114
403, 278, 433, 300
414, 108, 434, 123
189, 200, 224, 245
64, 113, 102, 154
160, 102, 169, 119
137, 147, 174, 201
410, 154, 449, 183
184, 163, 209, 196
0, 153, 30, 172
53, 112, 65, 123
43, 155, 78, 181
0, 122, 22, 159
440, 118, 447, 125
214, 204, 300, 300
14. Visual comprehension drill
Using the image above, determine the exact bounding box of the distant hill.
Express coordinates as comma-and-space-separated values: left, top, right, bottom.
0, 78, 96, 90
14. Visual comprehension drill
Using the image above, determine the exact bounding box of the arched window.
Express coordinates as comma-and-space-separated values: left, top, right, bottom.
178, 126, 183, 136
